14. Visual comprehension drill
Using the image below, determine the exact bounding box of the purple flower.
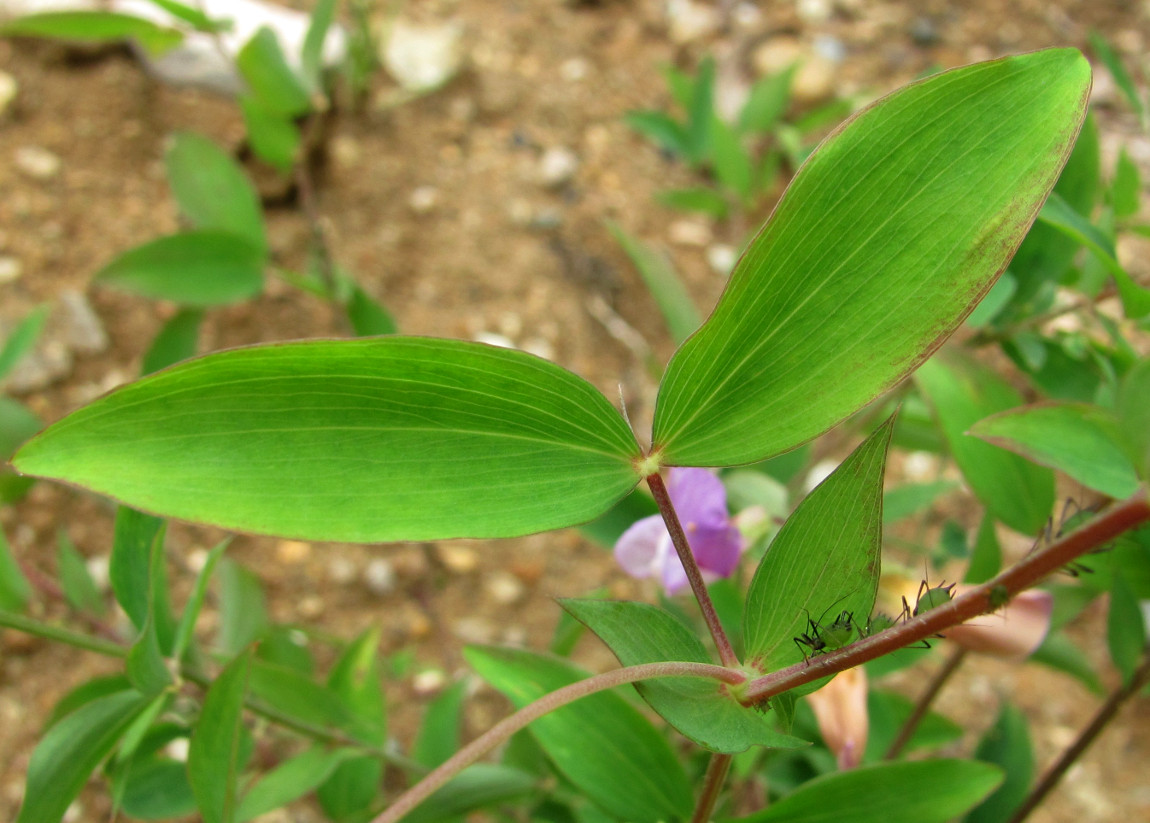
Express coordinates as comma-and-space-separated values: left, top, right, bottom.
615, 468, 745, 594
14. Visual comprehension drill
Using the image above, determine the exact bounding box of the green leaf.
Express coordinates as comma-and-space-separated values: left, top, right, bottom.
0, 304, 49, 381
403, 764, 538, 823
711, 117, 753, 201
743, 418, 892, 678
1112, 148, 1142, 219
347, 283, 397, 336
578, 487, 659, 548
317, 757, 382, 822
1108, 575, 1146, 686
965, 513, 1002, 584
188, 648, 254, 823
143, 0, 218, 29
562, 598, 807, 753
916, 353, 1054, 534
326, 627, 386, 745
45, 674, 133, 729
965, 703, 1032, 823
725, 759, 1001, 823
864, 690, 962, 761
625, 110, 690, 157
301, 0, 337, 94
142, 308, 203, 375
165, 133, 266, 255
236, 26, 311, 117
652, 49, 1091, 467
465, 646, 693, 823
0, 397, 42, 502
970, 402, 1141, 499
0, 525, 32, 612
965, 272, 1016, 328
110, 506, 164, 632
0, 11, 182, 55
57, 532, 104, 615
16, 689, 151, 823
655, 187, 730, 220
1089, 30, 1145, 119
882, 480, 959, 524
115, 756, 197, 820
739, 65, 796, 135
173, 539, 228, 662
237, 747, 359, 822
686, 57, 716, 166
413, 680, 467, 767
249, 662, 351, 733
239, 96, 301, 171
217, 560, 269, 656
14, 337, 642, 542
127, 612, 174, 697
94, 231, 264, 306
1117, 358, 1150, 479
1031, 630, 1103, 693
607, 221, 701, 345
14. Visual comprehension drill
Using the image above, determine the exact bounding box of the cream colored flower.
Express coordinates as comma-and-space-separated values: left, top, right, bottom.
807, 667, 868, 770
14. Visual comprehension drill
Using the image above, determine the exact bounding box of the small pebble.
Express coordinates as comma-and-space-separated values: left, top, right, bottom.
706, 244, 738, 276
666, 0, 720, 44
802, 458, 837, 493
186, 548, 209, 574
521, 337, 555, 361
364, 557, 397, 595
275, 540, 311, 565
538, 146, 579, 188
0, 70, 16, 117
473, 331, 515, 349
14, 146, 61, 181
502, 626, 528, 646
453, 616, 496, 644
909, 17, 940, 46
328, 556, 358, 585
412, 669, 447, 696
166, 738, 190, 762
669, 219, 713, 247
382, 20, 464, 92
438, 544, 480, 574
85, 555, 111, 593
903, 451, 938, 482
0, 256, 22, 284
330, 135, 362, 170
796, 0, 834, 24
4, 341, 72, 393
409, 186, 439, 214
484, 570, 526, 605
297, 595, 324, 618
559, 57, 590, 82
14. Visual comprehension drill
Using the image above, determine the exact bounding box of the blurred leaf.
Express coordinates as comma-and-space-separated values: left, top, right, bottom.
743, 418, 892, 682
653, 50, 1091, 467
95, 231, 265, 306
127, 612, 173, 697
115, 756, 197, 820
236, 26, 311, 117
0, 304, 49, 381
711, 117, 754, 201
971, 402, 1140, 499
578, 487, 659, 549
1112, 148, 1142, 219
237, 747, 359, 822
16, 689, 151, 823
686, 56, 715, 165
882, 480, 959, 524
916, 353, 1055, 534
404, 764, 539, 823
57, 532, 103, 615
188, 648, 254, 823
655, 187, 730, 219
110, 506, 164, 633
1117, 358, 1150, 479
0, 525, 32, 612
1108, 575, 1147, 686
562, 598, 807, 753
247, 661, 362, 736
965, 513, 1002, 584
624, 110, 690, 157
739, 65, 796, 135
0, 11, 182, 55
142, 308, 202, 375
217, 560, 269, 656
965, 703, 1032, 823
965, 272, 1017, 328
143, 0, 217, 29
45, 674, 133, 729
864, 689, 962, 762
413, 680, 467, 768
301, 0, 337, 94
258, 626, 314, 675
165, 133, 266, 255
346, 283, 397, 336
466, 646, 693, 823
749, 443, 812, 485
172, 539, 228, 663
317, 757, 382, 822
663, 64, 694, 109
726, 760, 1002, 823
239, 96, 301, 171
0, 397, 41, 502
608, 221, 701, 344
326, 627, 386, 745
1089, 30, 1145, 119
14, 338, 642, 543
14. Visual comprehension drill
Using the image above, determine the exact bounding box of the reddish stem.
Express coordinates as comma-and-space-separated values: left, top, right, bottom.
647, 471, 739, 667
739, 492, 1150, 705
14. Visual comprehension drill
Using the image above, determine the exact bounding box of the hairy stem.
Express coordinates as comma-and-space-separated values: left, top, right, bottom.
692, 753, 733, 823
0, 609, 127, 658
1007, 646, 1150, 823
885, 646, 967, 759
740, 492, 1150, 704
647, 472, 739, 667
372, 661, 746, 823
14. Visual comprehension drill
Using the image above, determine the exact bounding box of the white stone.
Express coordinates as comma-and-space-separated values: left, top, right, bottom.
803, 458, 837, 493
473, 331, 515, 349
484, 570, 526, 605
706, 243, 738, 276
364, 558, 397, 595
559, 57, 589, 82
328, 556, 358, 585
165, 737, 190, 762
666, 0, 720, 44
438, 544, 480, 574
0, 256, 22, 284
0, 71, 17, 117
409, 185, 439, 214
796, 0, 834, 24
58, 290, 108, 354
85, 555, 110, 593
14, 146, 61, 180
538, 146, 579, 188
903, 451, 938, 482
669, 219, 712, 247
383, 19, 464, 92
412, 668, 447, 695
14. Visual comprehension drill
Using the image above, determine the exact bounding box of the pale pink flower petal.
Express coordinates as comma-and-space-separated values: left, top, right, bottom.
947, 588, 1053, 660
807, 667, 868, 770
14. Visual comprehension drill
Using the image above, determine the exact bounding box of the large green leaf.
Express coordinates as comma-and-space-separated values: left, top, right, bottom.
652, 49, 1090, 467
725, 759, 1001, 823
916, 353, 1055, 534
0, 11, 183, 55
562, 598, 807, 753
465, 646, 693, 823
742, 418, 892, 677
236, 26, 311, 117
965, 703, 1033, 823
16, 689, 151, 823
94, 231, 265, 307
970, 402, 1141, 499
14, 338, 641, 542
165, 133, 266, 255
